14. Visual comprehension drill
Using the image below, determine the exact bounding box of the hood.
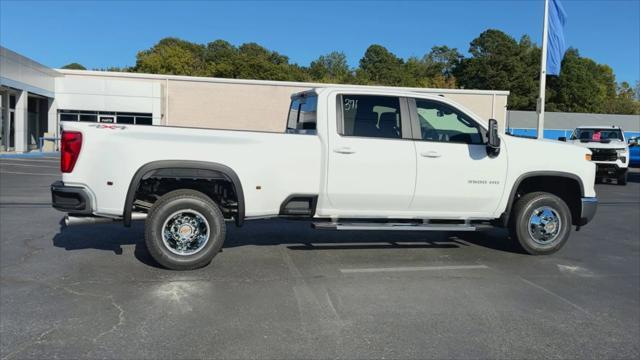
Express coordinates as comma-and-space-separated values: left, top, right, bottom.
567, 139, 628, 150
505, 135, 591, 156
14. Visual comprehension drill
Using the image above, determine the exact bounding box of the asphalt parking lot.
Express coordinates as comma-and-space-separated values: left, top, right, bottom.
1, 155, 639, 359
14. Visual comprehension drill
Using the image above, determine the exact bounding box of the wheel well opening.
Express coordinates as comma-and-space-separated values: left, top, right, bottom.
132, 168, 239, 221
513, 176, 582, 225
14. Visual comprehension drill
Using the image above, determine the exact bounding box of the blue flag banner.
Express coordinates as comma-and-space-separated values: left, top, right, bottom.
546, 0, 567, 76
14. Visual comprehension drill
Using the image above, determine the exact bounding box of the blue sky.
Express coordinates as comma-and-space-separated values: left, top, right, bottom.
1, 1, 638, 84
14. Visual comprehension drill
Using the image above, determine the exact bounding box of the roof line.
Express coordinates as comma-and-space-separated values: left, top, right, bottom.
1, 46, 62, 77
56, 69, 510, 96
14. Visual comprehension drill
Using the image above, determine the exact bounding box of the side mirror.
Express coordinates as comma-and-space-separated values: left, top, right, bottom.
558, 137, 567, 142
487, 119, 501, 158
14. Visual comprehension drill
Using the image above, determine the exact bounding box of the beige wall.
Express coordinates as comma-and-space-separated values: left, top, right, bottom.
57, 70, 509, 132
166, 80, 509, 132
167, 81, 308, 131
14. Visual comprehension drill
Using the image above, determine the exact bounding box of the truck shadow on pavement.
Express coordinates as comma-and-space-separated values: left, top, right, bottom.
51, 219, 159, 267
52, 218, 526, 269
223, 219, 524, 254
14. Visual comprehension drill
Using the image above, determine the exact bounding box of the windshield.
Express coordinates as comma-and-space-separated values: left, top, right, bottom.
571, 128, 624, 142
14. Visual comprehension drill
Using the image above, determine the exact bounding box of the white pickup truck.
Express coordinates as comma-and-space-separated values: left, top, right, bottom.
559, 126, 629, 185
52, 87, 598, 270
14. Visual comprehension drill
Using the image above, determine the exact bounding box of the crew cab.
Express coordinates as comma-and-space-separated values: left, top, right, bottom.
559, 126, 629, 185
52, 87, 598, 270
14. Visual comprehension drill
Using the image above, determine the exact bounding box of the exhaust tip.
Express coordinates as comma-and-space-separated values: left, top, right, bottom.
64, 213, 147, 226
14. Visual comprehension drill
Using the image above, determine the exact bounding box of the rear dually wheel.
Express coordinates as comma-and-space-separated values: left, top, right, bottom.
145, 189, 226, 270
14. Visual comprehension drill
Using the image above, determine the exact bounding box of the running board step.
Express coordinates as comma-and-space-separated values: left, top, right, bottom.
312, 222, 476, 231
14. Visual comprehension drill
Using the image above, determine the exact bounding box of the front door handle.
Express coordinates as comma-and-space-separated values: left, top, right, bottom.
334, 147, 356, 154
420, 151, 441, 158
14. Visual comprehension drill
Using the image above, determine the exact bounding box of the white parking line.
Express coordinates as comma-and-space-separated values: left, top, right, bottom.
0, 163, 58, 169
0, 171, 59, 176
340, 264, 489, 274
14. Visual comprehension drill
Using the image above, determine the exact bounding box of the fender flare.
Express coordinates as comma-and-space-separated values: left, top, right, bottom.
501, 171, 585, 227
123, 160, 245, 227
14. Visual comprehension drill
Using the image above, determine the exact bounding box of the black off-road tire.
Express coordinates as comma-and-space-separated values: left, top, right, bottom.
145, 189, 226, 270
508, 192, 572, 255
617, 170, 628, 185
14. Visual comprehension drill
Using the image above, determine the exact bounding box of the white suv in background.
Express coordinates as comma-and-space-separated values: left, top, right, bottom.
560, 126, 629, 185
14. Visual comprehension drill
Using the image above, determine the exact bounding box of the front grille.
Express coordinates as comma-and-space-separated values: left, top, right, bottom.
589, 148, 617, 161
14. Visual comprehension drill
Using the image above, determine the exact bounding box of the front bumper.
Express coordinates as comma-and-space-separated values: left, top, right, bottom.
51, 181, 92, 215
578, 197, 598, 226
594, 161, 628, 177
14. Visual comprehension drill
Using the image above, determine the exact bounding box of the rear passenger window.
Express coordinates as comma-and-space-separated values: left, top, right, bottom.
287, 94, 317, 133
339, 95, 402, 139
415, 99, 486, 144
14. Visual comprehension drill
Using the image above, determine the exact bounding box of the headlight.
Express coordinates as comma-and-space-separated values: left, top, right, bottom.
616, 149, 628, 163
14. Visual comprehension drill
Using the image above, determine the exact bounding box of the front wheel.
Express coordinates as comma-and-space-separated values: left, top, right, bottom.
618, 170, 628, 185
509, 192, 572, 255
145, 189, 226, 270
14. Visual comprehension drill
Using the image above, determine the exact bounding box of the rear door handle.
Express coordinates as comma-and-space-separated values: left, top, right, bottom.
334, 147, 356, 154
420, 151, 441, 158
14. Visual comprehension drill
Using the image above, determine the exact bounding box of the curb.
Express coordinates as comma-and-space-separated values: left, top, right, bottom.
0, 152, 60, 159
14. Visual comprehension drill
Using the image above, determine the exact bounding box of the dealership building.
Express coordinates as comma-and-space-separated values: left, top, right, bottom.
1, 46, 638, 153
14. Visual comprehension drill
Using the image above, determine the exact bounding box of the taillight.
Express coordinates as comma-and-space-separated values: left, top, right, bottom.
61, 131, 82, 173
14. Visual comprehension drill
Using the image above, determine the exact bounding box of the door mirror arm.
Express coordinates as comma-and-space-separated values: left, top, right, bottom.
486, 119, 501, 158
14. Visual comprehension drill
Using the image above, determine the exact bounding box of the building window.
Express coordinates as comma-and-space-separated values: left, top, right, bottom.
135, 117, 152, 125
60, 113, 78, 121
79, 114, 97, 122
59, 110, 153, 125
117, 116, 134, 124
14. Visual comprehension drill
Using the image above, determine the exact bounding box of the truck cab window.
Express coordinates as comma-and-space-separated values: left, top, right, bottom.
415, 99, 485, 144
287, 94, 317, 133
339, 95, 401, 139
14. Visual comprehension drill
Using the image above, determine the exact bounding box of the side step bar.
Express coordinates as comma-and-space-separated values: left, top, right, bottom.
65, 212, 147, 226
312, 222, 476, 231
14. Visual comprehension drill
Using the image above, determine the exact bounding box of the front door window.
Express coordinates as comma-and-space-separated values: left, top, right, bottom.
410, 98, 506, 217
416, 99, 486, 144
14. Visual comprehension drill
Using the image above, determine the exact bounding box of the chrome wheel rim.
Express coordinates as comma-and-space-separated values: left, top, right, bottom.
528, 206, 562, 245
162, 209, 210, 256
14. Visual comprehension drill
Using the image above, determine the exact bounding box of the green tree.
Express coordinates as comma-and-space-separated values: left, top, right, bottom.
122, 34, 636, 114
233, 43, 298, 81
455, 30, 538, 110
424, 45, 462, 78
601, 81, 640, 115
617, 81, 636, 100
358, 45, 405, 86
205, 39, 239, 78
421, 46, 463, 88
61, 62, 86, 70
402, 57, 430, 87
547, 48, 616, 113
134, 38, 207, 76
309, 51, 351, 83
